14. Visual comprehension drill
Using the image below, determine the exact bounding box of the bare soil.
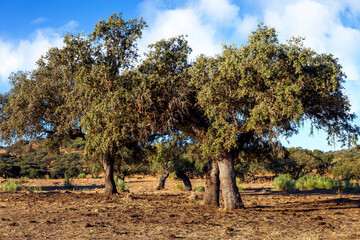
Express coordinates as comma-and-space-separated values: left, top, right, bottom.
0, 176, 359, 239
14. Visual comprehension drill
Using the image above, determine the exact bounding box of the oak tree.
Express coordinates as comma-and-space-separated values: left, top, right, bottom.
190, 24, 359, 209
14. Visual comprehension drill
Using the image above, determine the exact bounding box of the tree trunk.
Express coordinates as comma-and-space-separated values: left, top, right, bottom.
156, 169, 169, 190
218, 152, 244, 210
176, 171, 192, 191
103, 151, 117, 194
204, 160, 220, 206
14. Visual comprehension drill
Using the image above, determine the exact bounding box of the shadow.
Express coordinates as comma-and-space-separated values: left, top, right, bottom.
26, 184, 105, 192
241, 187, 360, 196
245, 196, 360, 213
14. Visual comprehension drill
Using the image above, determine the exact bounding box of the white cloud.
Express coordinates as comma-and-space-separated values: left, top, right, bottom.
138, 0, 249, 59
59, 20, 79, 33
140, 8, 219, 59
262, 0, 360, 81
0, 21, 79, 87
31, 17, 47, 25
198, 0, 239, 25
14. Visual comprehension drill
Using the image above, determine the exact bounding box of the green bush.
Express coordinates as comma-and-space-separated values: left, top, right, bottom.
64, 176, 73, 189
0, 180, 19, 192
336, 180, 360, 193
270, 148, 333, 179
175, 183, 185, 191
273, 174, 296, 191
114, 175, 129, 192
194, 186, 205, 192
296, 175, 336, 190
78, 173, 86, 179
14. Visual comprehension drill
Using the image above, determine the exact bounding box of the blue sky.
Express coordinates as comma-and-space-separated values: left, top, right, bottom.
1, 0, 360, 151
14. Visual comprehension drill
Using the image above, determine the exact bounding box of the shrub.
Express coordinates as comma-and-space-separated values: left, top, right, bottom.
175, 183, 185, 191
0, 180, 19, 192
64, 176, 73, 189
336, 180, 360, 193
273, 174, 296, 191
235, 178, 243, 191
296, 175, 336, 190
194, 186, 205, 192
114, 175, 129, 192
78, 173, 86, 179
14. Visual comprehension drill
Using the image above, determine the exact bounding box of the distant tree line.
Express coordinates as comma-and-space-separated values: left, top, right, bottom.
2, 138, 360, 186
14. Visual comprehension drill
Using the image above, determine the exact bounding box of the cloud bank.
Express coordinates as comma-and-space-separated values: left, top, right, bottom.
0, 21, 78, 90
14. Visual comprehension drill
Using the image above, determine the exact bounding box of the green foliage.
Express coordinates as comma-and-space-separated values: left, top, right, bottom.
190, 24, 358, 160
149, 139, 195, 177
114, 175, 129, 192
175, 183, 185, 191
5, 140, 30, 155
0, 140, 89, 179
69, 138, 86, 151
78, 173, 86, 179
273, 173, 359, 192
270, 147, 333, 179
0, 162, 21, 178
0, 180, 19, 192
114, 144, 150, 180
193, 186, 205, 192
50, 153, 84, 179
88, 161, 103, 178
64, 176, 73, 189
335, 179, 360, 193
330, 151, 360, 180
235, 154, 270, 182
273, 174, 296, 191
296, 175, 336, 190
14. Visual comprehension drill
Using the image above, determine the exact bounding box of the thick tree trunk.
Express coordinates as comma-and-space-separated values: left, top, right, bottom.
218, 152, 244, 210
176, 171, 192, 191
156, 169, 169, 190
204, 160, 220, 206
103, 151, 118, 194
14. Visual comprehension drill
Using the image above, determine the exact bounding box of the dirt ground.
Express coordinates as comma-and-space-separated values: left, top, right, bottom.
0, 176, 359, 240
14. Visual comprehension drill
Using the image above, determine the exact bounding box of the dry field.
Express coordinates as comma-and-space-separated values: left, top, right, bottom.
0, 176, 359, 239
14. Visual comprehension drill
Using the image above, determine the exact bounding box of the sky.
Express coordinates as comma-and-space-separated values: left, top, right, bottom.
1, 0, 360, 152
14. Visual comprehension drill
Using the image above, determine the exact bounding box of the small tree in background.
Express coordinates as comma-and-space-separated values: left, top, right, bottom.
150, 138, 194, 191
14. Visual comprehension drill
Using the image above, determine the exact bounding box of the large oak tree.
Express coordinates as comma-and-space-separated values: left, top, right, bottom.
0, 13, 147, 194
189, 24, 359, 209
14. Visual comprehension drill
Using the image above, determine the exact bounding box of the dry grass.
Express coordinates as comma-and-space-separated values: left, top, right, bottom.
0, 176, 359, 239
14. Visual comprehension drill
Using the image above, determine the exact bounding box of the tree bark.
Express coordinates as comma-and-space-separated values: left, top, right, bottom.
103, 151, 118, 194
176, 171, 192, 191
204, 160, 220, 206
218, 152, 244, 210
156, 169, 169, 190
